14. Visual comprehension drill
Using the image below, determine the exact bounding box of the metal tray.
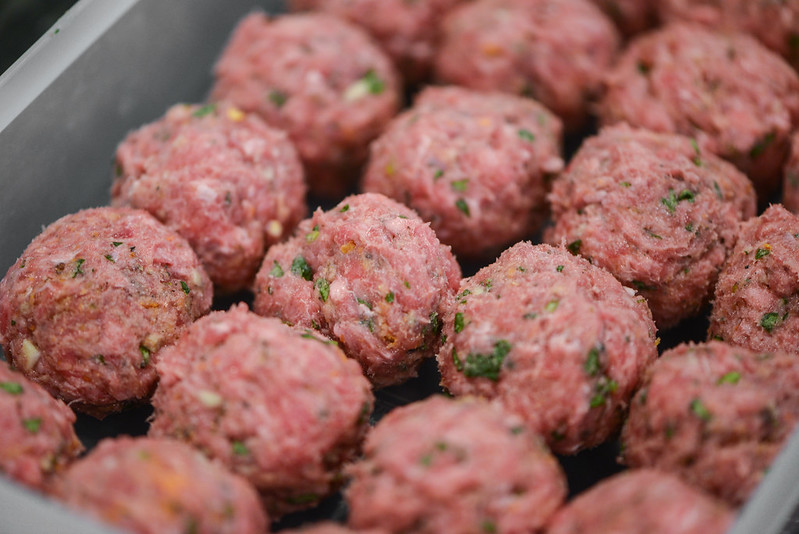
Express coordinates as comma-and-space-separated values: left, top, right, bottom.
2, 1, 799, 532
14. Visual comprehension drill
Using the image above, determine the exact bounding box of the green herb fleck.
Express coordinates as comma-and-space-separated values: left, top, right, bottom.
404, 280, 411, 289
522, 312, 538, 320
270, 260, 284, 277
545, 300, 559, 313
180, 281, 190, 294
637, 60, 651, 75
0, 382, 23, 395
750, 132, 775, 158
385, 291, 395, 303
300, 330, 338, 346
455, 198, 470, 216
590, 377, 618, 408
567, 239, 582, 255
433, 169, 444, 180
717, 371, 741, 385
357, 297, 373, 310
755, 247, 771, 260
112, 241, 123, 247
677, 189, 695, 202
451, 179, 469, 192
620, 181, 631, 188
661, 188, 694, 213
690, 138, 702, 166
362, 69, 385, 94
518, 129, 535, 142
713, 181, 723, 199
22, 417, 42, 434
644, 228, 663, 240
104, 254, 115, 263
584, 347, 600, 377
139, 345, 151, 368
631, 280, 656, 292
339, 204, 350, 213
232, 440, 250, 456
291, 256, 313, 281
454, 312, 465, 333
481, 519, 498, 534
72, 258, 85, 278
556, 265, 564, 272
315, 278, 330, 302
306, 225, 320, 242
192, 103, 216, 118
452, 349, 464, 372
268, 89, 288, 108
462, 340, 512, 381
685, 222, 694, 232
690, 398, 712, 421
761, 312, 781, 333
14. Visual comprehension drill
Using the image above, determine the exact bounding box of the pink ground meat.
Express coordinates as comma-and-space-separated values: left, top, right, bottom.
783, 132, 799, 212
434, 0, 620, 131
362, 85, 564, 260
148, 304, 374, 517
288, 0, 467, 84
112, 102, 307, 294
345, 395, 566, 534
657, 0, 799, 71
210, 12, 401, 198
546, 124, 756, 329
622, 341, 799, 506
0, 362, 82, 491
547, 469, 734, 534
0, 207, 212, 417
599, 23, 799, 199
252, 193, 461, 388
708, 204, 799, 355
55, 437, 267, 534
437, 242, 657, 455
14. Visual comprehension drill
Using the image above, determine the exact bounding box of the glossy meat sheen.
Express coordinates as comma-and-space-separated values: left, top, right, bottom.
547, 469, 734, 534
112, 102, 306, 294
783, 133, 799, 213
622, 341, 799, 505
253, 193, 461, 387
55, 437, 267, 534
709, 205, 799, 354
658, 0, 799, 71
546, 124, 756, 329
0, 362, 82, 491
589, 0, 658, 37
0, 207, 212, 416
288, 0, 467, 84
149, 304, 374, 517
211, 12, 401, 198
362, 86, 564, 259
434, 0, 620, 131
345, 396, 566, 534
437, 242, 657, 454
600, 23, 799, 198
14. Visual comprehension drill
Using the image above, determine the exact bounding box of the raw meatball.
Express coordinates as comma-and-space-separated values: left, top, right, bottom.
621, 341, 799, 505
546, 124, 756, 329
252, 193, 461, 387
345, 395, 566, 534
657, 0, 799, 71
288, 0, 467, 84
589, 0, 658, 37
362, 85, 564, 259
148, 304, 374, 517
599, 23, 799, 198
547, 469, 734, 534
210, 12, 401, 198
0, 207, 212, 417
437, 242, 658, 454
434, 0, 620, 131
112, 102, 306, 294
708, 204, 799, 354
55, 437, 267, 534
783, 132, 799, 212
0, 362, 82, 491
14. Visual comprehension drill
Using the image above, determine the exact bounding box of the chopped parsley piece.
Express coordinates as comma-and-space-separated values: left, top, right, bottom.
522, 312, 538, 320
433, 169, 444, 180
690, 398, 712, 421
713, 181, 723, 199
339, 204, 350, 212
545, 299, 559, 313
305, 225, 320, 242
290, 256, 313, 281
455, 198, 470, 216
620, 181, 632, 188
451, 179, 469, 192
567, 239, 582, 255
690, 138, 702, 166
454, 312, 465, 333
644, 228, 663, 240
300, 331, 338, 346
268, 89, 288, 108
192, 103, 216, 118
481, 519, 498, 533
584, 347, 600, 377
750, 132, 775, 158
361, 69, 385, 94
518, 129, 535, 142
385, 291, 395, 303
231, 440, 250, 456
755, 247, 771, 260
0, 381, 23, 395
112, 241, 123, 247
589, 377, 618, 408
104, 254, 114, 262
452, 349, 464, 372
315, 278, 330, 302
661, 189, 694, 214
357, 297, 373, 310
180, 281, 190, 294
72, 258, 85, 278
270, 260, 284, 277
462, 340, 512, 381
717, 371, 741, 385
685, 222, 694, 232
761, 312, 781, 333
556, 265, 564, 272
636, 60, 651, 75
22, 417, 42, 434
404, 280, 411, 289
139, 345, 151, 368
631, 280, 656, 292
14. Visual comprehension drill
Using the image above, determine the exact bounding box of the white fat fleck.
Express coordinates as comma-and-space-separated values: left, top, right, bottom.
20, 339, 41, 370
191, 269, 204, 287
261, 166, 275, 181
328, 279, 349, 305
266, 220, 283, 237
542, 156, 565, 174
197, 390, 223, 408
242, 138, 267, 158
344, 79, 370, 102
624, 286, 637, 297
209, 321, 233, 336
194, 182, 218, 203
144, 333, 161, 348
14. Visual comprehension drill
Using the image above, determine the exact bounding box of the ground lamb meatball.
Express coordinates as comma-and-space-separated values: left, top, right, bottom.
622, 341, 799, 506
708, 204, 799, 354
362, 86, 564, 259
148, 304, 374, 517
599, 23, 799, 198
589, 0, 658, 37
253, 193, 461, 387
0, 362, 82, 491
547, 469, 734, 534
783, 133, 799, 212
657, 0, 799, 72
345, 395, 566, 534
437, 242, 658, 455
0, 207, 212, 417
288, 0, 467, 84
546, 124, 756, 329
112, 102, 306, 294
210, 12, 401, 198
55, 437, 267, 534
434, 0, 620, 131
